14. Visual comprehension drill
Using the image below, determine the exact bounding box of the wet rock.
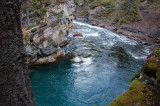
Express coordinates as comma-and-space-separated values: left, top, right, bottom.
77, 54, 86, 57
66, 52, 76, 58
41, 39, 58, 56
59, 40, 69, 48
148, 30, 160, 38
73, 33, 83, 37
40, 22, 47, 28
25, 44, 37, 57
113, 27, 118, 31
31, 28, 37, 33
99, 24, 105, 28
35, 49, 64, 64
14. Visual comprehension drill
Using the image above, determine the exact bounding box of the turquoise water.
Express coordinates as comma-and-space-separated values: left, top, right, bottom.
30, 21, 150, 106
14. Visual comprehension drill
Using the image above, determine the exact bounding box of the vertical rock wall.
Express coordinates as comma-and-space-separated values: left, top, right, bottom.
23, 0, 76, 65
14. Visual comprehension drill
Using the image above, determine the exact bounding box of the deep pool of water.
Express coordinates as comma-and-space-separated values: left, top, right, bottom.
30, 21, 151, 106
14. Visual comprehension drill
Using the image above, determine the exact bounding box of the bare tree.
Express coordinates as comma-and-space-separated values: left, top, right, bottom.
0, 0, 35, 105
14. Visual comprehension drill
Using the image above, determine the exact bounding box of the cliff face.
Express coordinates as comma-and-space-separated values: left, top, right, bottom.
109, 47, 160, 106
73, 0, 160, 47
22, 0, 76, 65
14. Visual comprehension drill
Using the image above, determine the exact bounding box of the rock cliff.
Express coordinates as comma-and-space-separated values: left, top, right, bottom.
21, 0, 76, 65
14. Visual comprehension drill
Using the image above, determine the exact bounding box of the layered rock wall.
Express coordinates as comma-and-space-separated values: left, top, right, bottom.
22, 0, 76, 65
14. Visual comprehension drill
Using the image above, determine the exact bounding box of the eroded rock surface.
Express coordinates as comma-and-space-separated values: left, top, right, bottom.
22, 0, 76, 65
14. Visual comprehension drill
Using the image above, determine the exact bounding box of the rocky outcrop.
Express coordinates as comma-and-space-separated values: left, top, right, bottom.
109, 47, 160, 106
73, 0, 160, 47
22, 0, 76, 65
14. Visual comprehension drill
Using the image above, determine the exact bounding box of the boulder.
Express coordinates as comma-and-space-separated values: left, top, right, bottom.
35, 49, 64, 64
73, 33, 83, 37
59, 40, 69, 48
148, 30, 160, 38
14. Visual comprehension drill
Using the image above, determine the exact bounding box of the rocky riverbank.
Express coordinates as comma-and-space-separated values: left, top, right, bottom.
21, 0, 76, 65
73, 0, 160, 50
109, 46, 160, 105
73, 0, 160, 105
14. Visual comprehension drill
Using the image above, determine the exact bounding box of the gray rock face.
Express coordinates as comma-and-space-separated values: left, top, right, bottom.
148, 30, 160, 38
41, 39, 57, 56
23, 0, 76, 65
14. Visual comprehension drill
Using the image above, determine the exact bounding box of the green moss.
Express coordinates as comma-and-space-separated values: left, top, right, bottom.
115, 0, 142, 25
99, 0, 114, 5
142, 47, 160, 81
57, 13, 62, 21
56, 0, 66, 5
129, 69, 141, 82
114, 13, 120, 23
27, 24, 37, 30
88, 0, 115, 9
119, 7, 141, 25
109, 79, 155, 106
35, 7, 47, 16
149, 1, 160, 10
77, 6, 88, 15
95, 1, 115, 21
147, 57, 159, 71
44, 0, 51, 5
108, 46, 132, 62
153, 46, 160, 56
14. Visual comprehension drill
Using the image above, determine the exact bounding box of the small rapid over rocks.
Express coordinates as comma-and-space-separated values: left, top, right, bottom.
30, 21, 151, 106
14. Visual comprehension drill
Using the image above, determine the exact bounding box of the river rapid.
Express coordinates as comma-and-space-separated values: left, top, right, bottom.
30, 21, 151, 106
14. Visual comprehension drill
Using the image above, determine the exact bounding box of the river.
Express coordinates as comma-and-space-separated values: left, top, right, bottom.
30, 21, 151, 106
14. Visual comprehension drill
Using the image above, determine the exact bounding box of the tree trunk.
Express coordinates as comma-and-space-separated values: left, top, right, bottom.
0, 0, 35, 106
25, 0, 30, 26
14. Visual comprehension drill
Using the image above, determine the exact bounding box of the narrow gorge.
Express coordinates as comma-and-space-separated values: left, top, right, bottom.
21, 0, 160, 105
0, 0, 159, 105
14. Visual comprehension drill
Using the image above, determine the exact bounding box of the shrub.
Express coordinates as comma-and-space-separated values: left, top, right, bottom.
116, 0, 142, 25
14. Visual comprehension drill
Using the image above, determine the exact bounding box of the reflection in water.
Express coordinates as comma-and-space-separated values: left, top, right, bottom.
30, 21, 151, 106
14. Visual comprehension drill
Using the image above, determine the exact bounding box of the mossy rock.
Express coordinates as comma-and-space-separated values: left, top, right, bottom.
109, 79, 155, 106
142, 47, 160, 81
108, 46, 132, 62
153, 46, 160, 57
